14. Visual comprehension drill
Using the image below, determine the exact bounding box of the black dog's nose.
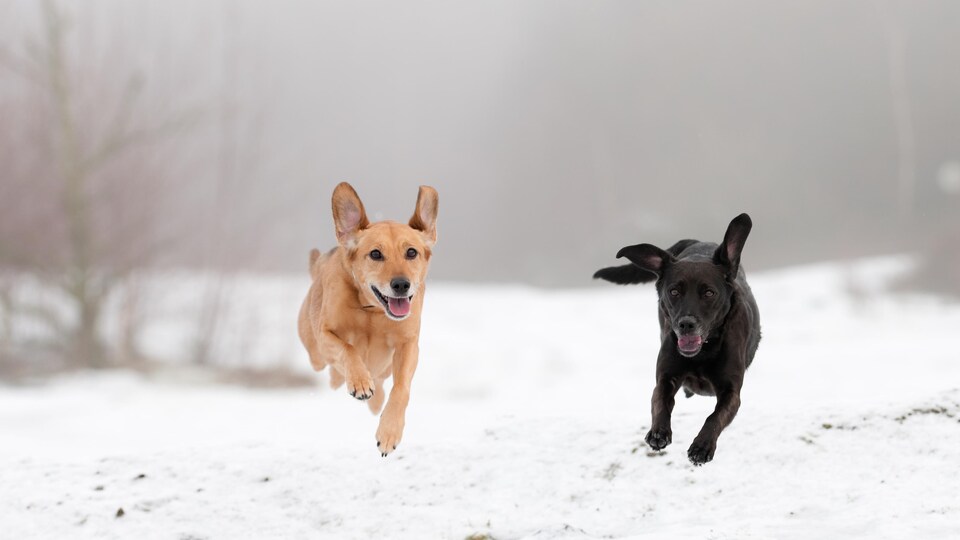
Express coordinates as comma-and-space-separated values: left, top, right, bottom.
678, 316, 697, 334
390, 278, 411, 296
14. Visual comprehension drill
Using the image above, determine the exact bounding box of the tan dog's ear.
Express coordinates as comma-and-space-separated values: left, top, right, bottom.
409, 185, 439, 246
331, 182, 369, 249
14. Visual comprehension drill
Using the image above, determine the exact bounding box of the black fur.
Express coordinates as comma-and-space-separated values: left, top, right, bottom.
594, 214, 761, 466
593, 239, 700, 284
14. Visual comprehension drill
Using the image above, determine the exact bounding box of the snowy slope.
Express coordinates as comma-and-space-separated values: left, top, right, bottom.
2, 257, 959, 539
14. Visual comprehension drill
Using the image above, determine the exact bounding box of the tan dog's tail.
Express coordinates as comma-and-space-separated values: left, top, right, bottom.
309, 248, 322, 280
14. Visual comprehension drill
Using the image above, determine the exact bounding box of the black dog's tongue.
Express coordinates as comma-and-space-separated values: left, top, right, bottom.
677, 335, 703, 352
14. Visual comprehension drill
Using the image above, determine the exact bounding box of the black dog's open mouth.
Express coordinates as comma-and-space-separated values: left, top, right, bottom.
677, 335, 703, 356
371, 286, 413, 319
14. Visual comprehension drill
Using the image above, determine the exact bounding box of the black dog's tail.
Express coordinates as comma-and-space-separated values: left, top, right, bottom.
593, 239, 700, 285
592, 264, 656, 285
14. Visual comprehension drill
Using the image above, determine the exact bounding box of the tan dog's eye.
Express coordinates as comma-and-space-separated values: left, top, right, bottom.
370, 249, 383, 261
670, 289, 680, 297
406, 248, 418, 260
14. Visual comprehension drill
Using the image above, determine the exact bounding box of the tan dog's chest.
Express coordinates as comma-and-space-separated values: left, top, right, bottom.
326, 318, 415, 379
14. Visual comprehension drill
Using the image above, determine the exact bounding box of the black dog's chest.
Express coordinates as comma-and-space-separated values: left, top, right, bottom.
680, 373, 716, 397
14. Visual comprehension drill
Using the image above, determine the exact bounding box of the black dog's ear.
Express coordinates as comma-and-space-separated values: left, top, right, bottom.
615, 243, 675, 277
593, 264, 657, 285
714, 213, 752, 280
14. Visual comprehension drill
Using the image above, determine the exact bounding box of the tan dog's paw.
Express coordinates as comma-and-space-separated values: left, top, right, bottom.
375, 415, 404, 457
346, 370, 375, 400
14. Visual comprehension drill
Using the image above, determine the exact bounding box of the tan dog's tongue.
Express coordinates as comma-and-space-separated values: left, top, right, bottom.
387, 297, 411, 317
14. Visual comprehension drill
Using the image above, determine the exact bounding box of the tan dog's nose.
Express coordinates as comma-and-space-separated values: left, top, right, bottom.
390, 278, 411, 296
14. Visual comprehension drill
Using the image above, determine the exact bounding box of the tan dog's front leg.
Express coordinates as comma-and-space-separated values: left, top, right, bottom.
376, 342, 419, 456
318, 328, 374, 400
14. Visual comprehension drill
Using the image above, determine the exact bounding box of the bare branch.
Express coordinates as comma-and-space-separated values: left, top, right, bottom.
82, 106, 207, 173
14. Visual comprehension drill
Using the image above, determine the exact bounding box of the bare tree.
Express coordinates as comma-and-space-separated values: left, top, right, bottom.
0, 0, 203, 369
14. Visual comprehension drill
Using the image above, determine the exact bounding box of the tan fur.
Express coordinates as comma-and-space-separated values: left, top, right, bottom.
298, 182, 438, 457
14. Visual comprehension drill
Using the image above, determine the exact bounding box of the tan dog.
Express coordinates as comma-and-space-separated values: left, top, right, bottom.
298, 182, 438, 457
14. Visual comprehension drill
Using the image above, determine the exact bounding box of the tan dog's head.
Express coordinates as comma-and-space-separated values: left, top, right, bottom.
332, 182, 439, 321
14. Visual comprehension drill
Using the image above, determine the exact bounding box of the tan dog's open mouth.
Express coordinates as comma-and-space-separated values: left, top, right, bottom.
371, 286, 413, 320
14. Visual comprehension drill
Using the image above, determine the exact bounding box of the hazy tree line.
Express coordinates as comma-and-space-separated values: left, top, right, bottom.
0, 1, 277, 373
0, 0, 958, 374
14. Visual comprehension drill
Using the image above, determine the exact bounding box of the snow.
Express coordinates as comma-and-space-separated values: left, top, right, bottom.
2, 257, 959, 539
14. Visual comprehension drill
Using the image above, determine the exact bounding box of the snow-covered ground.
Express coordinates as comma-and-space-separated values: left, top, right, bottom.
2, 257, 959, 539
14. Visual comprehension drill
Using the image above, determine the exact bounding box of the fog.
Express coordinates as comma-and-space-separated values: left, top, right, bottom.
3, 0, 959, 286
1, 0, 959, 372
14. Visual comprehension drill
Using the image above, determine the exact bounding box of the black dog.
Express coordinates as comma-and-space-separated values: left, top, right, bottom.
594, 213, 760, 465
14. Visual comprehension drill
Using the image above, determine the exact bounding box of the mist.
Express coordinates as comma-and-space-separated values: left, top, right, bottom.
3, 0, 958, 287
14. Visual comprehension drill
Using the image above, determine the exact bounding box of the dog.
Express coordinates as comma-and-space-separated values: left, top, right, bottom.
298, 182, 438, 457
593, 213, 760, 465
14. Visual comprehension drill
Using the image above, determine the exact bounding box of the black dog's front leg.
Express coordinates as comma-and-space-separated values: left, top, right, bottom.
688, 385, 741, 466
646, 375, 678, 451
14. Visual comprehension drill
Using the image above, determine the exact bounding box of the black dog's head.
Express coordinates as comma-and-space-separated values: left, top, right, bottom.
614, 214, 752, 358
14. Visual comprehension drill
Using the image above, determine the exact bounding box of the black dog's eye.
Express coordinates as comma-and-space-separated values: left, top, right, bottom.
369, 249, 383, 261
704, 290, 715, 298
669, 289, 680, 297
406, 248, 418, 259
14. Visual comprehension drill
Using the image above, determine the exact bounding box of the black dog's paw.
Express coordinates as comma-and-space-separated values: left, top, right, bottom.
645, 428, 672, 451
687, 439, 717, 466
